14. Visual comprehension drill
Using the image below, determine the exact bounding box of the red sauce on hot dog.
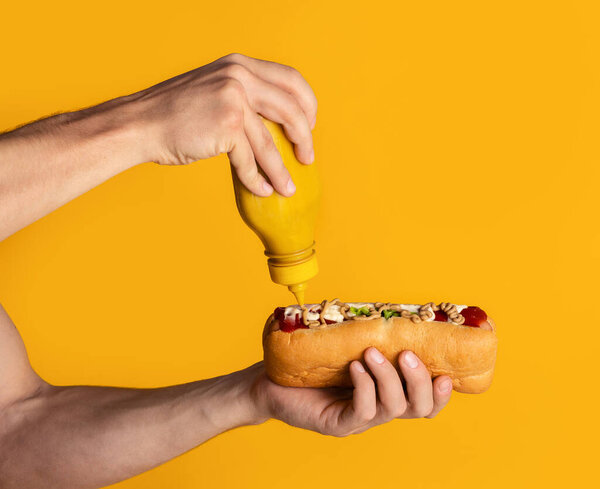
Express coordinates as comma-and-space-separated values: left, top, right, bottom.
460, 306, 488, 327
434, 310, 448, 322
274, 307, 308, 332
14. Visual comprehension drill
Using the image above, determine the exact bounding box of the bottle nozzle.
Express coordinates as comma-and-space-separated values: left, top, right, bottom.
288, 283, 307, 305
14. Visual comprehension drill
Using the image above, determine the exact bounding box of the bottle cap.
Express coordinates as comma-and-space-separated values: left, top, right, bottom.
267, 251, 318, 303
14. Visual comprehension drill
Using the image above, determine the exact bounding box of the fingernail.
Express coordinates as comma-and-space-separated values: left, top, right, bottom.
369, 348, 385, 364
286, 178, 296, 195
262, 181, 273, 195
308, 149, 315, 164
439, 379, 452, 394
403, 351, 419, 369
354, 361, 366, 373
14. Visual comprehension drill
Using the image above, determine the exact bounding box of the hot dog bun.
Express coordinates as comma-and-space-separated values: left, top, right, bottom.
263, 315, 497, 394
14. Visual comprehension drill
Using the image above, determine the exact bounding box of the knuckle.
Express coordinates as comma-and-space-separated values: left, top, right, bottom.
284, 64, 302, 79
237, 162, 258, 180
412, 403, 434, 419
276, 97, 296, 124
241, 173, 263, 193
220, 104, 244, 132
331, 430, 348, 438
256, 128, 276, 152
392, 402, 408, 419
280, 97, 305, 128
354, 414, 369, 425
219, 76, 245, 100
223, 52, 246, 63
279, 64, 304, 87
220, 62, 250, 81
360, 406, 377, 423
319, 426, 345, 438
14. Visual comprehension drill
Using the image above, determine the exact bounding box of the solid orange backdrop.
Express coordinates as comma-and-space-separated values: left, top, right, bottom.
1, 1, 598, 487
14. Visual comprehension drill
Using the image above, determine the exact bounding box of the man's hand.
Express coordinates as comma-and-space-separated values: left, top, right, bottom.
0, 53, 317, 240
249, 348, 453, 436
135, 53, 317, 197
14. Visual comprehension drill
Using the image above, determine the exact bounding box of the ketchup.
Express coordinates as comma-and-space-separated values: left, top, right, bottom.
434, 310, 448, 322
274, 307, 308, 332
461, 306, 488, 327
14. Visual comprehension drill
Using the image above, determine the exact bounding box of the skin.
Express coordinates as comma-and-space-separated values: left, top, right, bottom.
0, 53, 453, 488
0, 53, 317, 241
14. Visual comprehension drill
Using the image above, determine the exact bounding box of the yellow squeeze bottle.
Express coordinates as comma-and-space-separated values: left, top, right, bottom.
232, 119, 319, 305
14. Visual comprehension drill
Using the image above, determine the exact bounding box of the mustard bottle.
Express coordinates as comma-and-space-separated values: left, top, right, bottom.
232, 119, 319, 305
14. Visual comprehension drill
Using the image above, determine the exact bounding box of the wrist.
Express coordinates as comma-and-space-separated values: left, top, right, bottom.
48, 93, 152, 170
239, 363, 273, 425
103, 89, 167, 166
223, 364, 271, 427
195, 365, 270, 434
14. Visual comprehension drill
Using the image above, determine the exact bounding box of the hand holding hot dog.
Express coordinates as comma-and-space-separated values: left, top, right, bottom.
248, 349, 453, 436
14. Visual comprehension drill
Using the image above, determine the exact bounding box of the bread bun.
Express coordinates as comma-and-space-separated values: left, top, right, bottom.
263, 315, 497, 394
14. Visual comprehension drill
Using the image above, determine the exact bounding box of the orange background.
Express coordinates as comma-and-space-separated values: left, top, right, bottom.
1, 1, 598, 487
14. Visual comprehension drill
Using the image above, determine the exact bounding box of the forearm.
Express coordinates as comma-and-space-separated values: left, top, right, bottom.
0, 366, 266, 489
0, 96, 147, 241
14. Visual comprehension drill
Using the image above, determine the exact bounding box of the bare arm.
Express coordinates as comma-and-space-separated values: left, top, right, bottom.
0, 304, 267, 488
0, 304, 452, 489
0, 100, 144, 241
0, 53, 318, 242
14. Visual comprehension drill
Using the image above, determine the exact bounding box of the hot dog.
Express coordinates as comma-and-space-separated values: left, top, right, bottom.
263, 300, 497, 394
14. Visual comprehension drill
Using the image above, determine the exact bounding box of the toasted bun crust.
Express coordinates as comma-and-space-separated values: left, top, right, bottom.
263, 315, 497, 394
